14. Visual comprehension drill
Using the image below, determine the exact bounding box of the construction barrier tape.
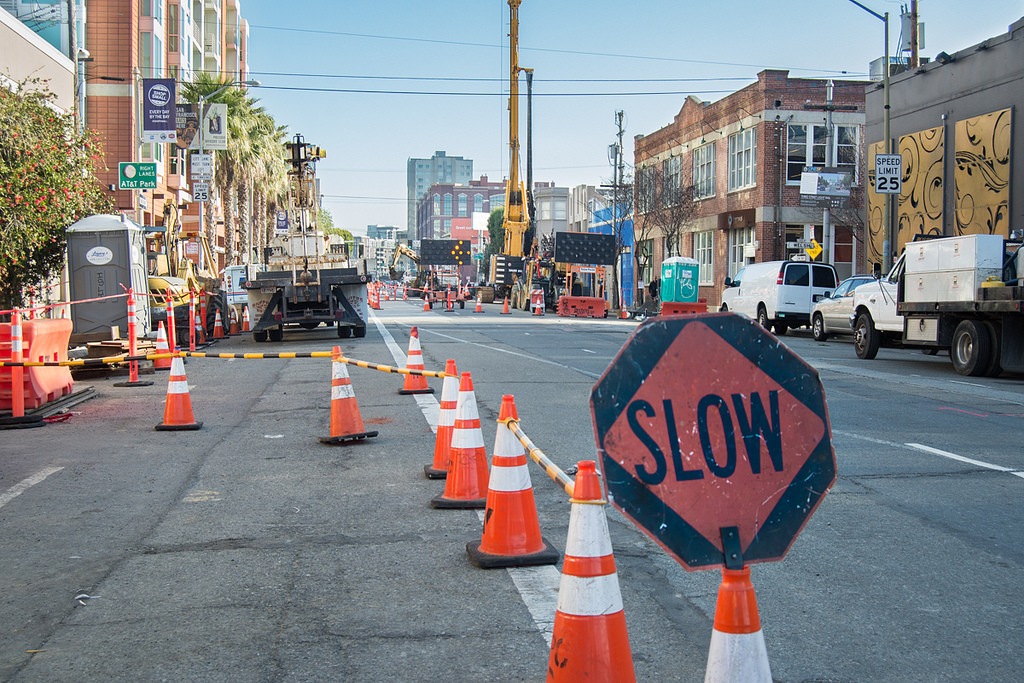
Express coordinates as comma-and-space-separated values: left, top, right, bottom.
501, 416, 579, 500
2, 351, 449, 380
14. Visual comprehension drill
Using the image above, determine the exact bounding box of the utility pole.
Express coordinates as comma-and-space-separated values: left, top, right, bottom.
614, 110, 625, 307
909, 0, 919, 68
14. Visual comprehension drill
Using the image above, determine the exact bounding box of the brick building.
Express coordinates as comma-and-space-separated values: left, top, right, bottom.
634, 70, 867, 305
415, 175, 505, 241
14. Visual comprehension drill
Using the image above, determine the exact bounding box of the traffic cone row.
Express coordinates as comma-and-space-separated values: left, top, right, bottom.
467, 395, 558, 568
424, 359, 459, 479
546, 460, 635, 681
431, 372, 489, 509
704, 567, 772, 682
319, 346, 379, 444
153, 321, 172, 371
213, 308, 226, 338
155, 356, 202, 431
399, 326, 434, 395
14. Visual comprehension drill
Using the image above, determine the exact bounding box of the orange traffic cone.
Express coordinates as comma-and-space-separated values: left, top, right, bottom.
155, 356, 202, 431
242, 306, 251, 332
319, 346, 379, 444
475, 295, 484, 313
399, 326, 435, 395
423, 297, 431, 312
546, 460, 635, 682
620, 308, 630, 319
704, 567, 772, 682
431, 372, 489, 509
228, 307, 240, 335
403, 286, 408, 300
501, 296, 511, 315
153, 321, 172, 371
213, 308, 226, 338
424, 359, 458, 479
467, 395, 559, 568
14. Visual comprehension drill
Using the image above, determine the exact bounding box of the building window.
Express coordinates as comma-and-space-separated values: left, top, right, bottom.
458, 193, 467, 217
474, 193, 483, 213
662, 156, 682, 206
432, 194, 440, 214
432, 219, 440, 238
727, 227, 756, 278
787, 124, 860, 183
443, 193, 452, 215
693, 143, 715, 199
727, 129, 757, 191
636, 165, 655, 213
694, 230, 714, 285
443, 218, 451, 235
554, 197, 567, 220
538, 199, 551, 221
167, 4, 179, 52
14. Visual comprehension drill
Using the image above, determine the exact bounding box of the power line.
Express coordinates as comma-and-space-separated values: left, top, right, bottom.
247, 24, 863, 76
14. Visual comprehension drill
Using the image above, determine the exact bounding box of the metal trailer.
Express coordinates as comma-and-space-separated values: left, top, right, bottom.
244, 265, 371, 342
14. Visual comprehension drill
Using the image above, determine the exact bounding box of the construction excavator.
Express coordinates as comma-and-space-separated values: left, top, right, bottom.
389, 243, 421, 283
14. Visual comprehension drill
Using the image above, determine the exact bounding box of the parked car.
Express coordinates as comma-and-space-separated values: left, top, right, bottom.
810, 275, 876, 341
719, 261, 838, 334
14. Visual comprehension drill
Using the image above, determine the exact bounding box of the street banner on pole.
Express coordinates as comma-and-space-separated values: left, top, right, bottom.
196, 102, 228, 150
175, 103, 199, 150
142, 78, 177, 143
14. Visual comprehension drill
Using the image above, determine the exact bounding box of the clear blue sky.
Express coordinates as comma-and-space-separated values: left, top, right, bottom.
243, 0, 1023, 236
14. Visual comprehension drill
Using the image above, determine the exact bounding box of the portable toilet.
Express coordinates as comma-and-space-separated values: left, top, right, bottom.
661, 256, 700, 303
67, 214, 150, 335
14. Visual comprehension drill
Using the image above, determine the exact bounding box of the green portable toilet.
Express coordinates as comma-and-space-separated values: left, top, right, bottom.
661, 257, 700, 303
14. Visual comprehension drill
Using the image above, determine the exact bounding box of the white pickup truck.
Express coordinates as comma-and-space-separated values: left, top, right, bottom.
851, 233, 1023, 376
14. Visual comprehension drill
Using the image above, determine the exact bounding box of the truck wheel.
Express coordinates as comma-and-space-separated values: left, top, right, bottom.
459, 300, 465, 310
951, 319, 992, 376
854, 313, 880, 360
253, 330, 268, 343
756, 306, 770, 330
812, 314, 829, 342
773, 321, 788, 335
337, 326, 352, 339
353, 326, 367, 338
268, 326, 283, 342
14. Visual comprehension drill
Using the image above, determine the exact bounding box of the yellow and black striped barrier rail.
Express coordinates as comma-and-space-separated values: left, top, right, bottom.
2, 351, 449, 379
502, 416, 576, 499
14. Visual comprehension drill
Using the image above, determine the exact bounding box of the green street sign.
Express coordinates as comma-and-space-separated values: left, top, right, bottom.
118, 162, 157, 189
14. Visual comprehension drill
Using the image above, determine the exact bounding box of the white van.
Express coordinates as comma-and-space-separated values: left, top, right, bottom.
720, 260, 838, 334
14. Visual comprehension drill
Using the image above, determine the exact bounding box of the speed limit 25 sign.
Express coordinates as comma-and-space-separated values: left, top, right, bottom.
874, 153, 902, 194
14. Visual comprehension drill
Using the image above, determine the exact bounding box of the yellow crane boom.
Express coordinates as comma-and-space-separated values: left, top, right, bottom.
502, 0, 530, 258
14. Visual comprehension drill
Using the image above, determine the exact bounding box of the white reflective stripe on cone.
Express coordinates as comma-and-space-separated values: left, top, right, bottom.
705, 630, 772, 683
455, 394, 480, 421
168, 379, 190, 394
438, 407, 456, 428
332, 383, 356, 400
489, 463, 532, 492
556, 573, 624, 616
451, 426, 485, 449
566, 508, 613, 558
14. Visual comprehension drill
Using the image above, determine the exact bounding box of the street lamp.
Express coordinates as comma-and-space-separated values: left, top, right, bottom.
847, 0, 892, 271
196, 79, 260, 270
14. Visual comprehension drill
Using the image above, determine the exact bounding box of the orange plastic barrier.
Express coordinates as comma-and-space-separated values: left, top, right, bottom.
557, 296, 608, 318
660, 299, 708, 316
1, 319, 74, 410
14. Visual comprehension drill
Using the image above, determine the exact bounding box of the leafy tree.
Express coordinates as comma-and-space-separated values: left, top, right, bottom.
317, 206, 334, 232
486, 207, 504, 257
0, 81, 112, 311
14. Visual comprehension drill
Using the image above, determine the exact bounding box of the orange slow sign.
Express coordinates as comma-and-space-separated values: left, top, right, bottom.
591, 313, 836, 570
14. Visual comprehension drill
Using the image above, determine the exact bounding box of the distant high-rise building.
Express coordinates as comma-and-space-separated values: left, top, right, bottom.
407, 151, 473, 240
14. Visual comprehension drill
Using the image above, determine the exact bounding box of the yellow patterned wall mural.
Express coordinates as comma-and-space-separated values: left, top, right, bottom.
867, 142, 886, 265
954, 108, 1011, 237
897, 126, 945, 251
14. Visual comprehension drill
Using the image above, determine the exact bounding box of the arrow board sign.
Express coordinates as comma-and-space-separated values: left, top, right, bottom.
591, 313, 836, 570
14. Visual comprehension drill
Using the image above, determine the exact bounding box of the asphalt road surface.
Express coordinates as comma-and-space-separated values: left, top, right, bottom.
2, 299, 1023, 681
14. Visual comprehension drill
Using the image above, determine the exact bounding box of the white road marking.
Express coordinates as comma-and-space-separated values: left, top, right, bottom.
0, 467, 64, 510
905, 443, 1024, 479
372, 310, 561, 645
834, 430, 1024, 480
